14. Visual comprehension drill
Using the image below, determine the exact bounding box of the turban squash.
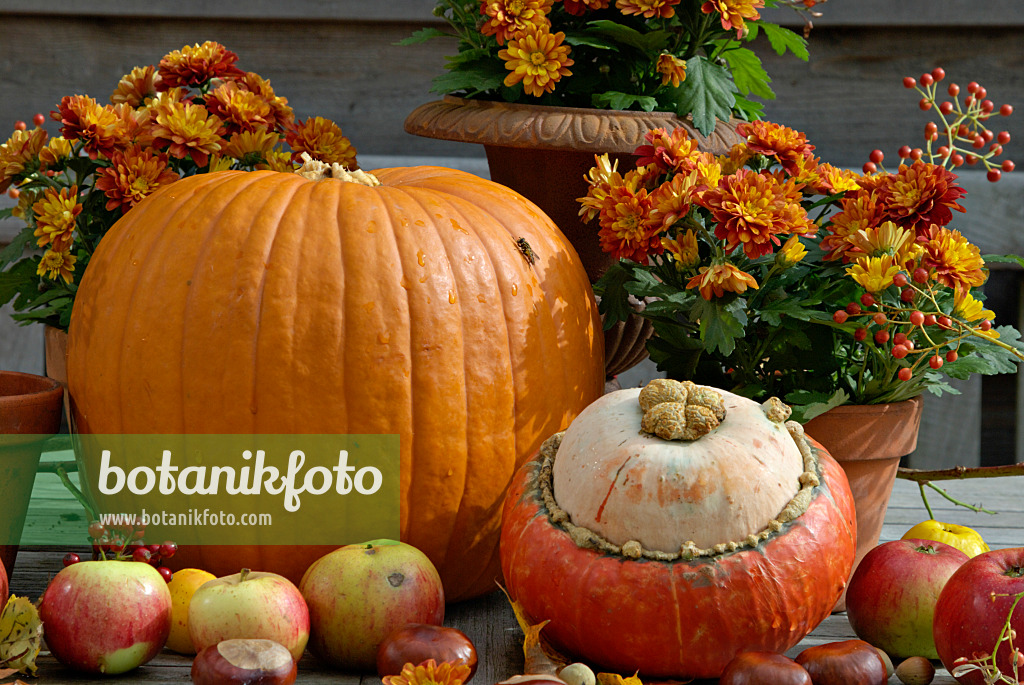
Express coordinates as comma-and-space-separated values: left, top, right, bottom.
499, 380, 857, 677
66, 163, 604, 601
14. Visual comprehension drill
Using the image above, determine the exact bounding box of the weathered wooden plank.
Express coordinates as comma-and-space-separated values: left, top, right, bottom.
0, 0, 439, 21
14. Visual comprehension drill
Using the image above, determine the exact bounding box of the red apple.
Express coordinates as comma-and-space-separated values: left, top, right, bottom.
188, 568, 310, 662
38, 560, 172, 674
299, 539, 445, 671
933, 547, 1024, 685
845, 538, 969, 659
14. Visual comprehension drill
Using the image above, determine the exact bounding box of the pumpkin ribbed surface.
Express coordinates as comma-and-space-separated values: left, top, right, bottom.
66, 166, 604, 601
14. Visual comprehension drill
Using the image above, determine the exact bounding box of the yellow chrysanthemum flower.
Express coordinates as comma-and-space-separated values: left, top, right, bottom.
578, 153, 621, 222
701, 0, 764, 36
775, 234, 807, 268
39, 136, 73, 169
498, 26, 574, 98
662, 229, 699, 270
36, 248, 77, 284
686, 261, 759, 300
847, 220, 913, 258
953, 290, 996, 324
32, 185, 81, 251
150, 102, 224, 167
618, 0, 682, 20
846, 254, 902, 293
382, 659, 472, 685
111, 65, 160, 107
222, 128, 281, 163
923, 227, 987, 295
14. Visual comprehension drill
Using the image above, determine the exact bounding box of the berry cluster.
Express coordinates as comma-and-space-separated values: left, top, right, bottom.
831, 271, 992, 384
62, 520, 177, 582
863, 69, 1014, 182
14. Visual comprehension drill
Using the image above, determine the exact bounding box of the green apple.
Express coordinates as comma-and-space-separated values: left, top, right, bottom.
300, 539, 445, 671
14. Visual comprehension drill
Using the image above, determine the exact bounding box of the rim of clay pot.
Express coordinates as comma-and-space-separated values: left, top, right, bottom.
0, 370, 65, 439
807, 395, 923, 418
404, 95, 744, 154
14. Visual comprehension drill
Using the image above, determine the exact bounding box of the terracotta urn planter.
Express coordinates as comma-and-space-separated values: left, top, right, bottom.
803, 395, 925, 611
0, 369, 65, 580
405, 96, 745, 378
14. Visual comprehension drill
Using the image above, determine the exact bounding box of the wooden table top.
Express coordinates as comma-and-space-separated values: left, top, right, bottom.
4, 451, 1021, 685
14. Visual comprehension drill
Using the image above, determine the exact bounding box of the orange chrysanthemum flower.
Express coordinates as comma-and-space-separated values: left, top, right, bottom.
813, 162, 862, 196
480, 0, 553, 45
578, 153, 621, 223
736, 120, 815, 175
237, 72, 294, 132
634, 127, 699, 173
648, 169, 698, 231
157, 41, 245, 90
382, 659, 472, 685
656, 53, 687, 88
563, 0, 612, 14
687, 261, 759, 300
701, 0, 764, 36
0, 127, 48, 192
719, 143, 754, 176
36, 248, 77, 284
821, 193, 884, 262
700, 168, 814, 259
875, 161, 966, 234
922, 227, 987, 295
150, 102, 224, 167
499, 26, 574, 97
204, 81, 274, 135
597, 176, 661, 263
111, 65, 161, 107
617, 0, 681, 19
95, 148, 180, 213
32, 185, 81, 252
51, 95, 122, 160
286, 116, 358, 170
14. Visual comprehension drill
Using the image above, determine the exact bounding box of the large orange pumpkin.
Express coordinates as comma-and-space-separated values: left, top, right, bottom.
66, 164, 604, 601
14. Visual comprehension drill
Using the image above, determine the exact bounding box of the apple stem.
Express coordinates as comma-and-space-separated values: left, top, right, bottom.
240, 568, 251, 582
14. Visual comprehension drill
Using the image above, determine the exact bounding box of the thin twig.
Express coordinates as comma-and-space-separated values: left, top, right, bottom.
898, 463, 1023, 515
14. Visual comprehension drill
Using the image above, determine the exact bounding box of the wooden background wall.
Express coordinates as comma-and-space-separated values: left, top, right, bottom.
2, 0, 1022, 466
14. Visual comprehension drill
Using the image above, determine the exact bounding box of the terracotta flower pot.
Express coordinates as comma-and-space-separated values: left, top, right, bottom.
0, 369, 65, 581
405, 96, 744, 378
803, 396, 925, 611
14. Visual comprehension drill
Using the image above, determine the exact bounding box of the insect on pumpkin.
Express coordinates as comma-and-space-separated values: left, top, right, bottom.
515, 237, 537, 265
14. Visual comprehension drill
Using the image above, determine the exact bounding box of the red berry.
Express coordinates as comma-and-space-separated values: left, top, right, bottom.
910, 148, 924, 160
898, 367, 913, 381
892, 344, 909, 359
846, 302, 862, 316
159, 541, 177, 559
939, 101, 954, 115
893, 332, 909, 345
833, 310, 848, 324
982, 100, 995, 114
900, 287, 915, 303
158, 567, 173, 583
948, 83, 960, 97
937, 315, 952, 329
920, 73, 934, 87
860, 293, 875, 307
903, 76, 917, 89
133, 547, 152, 563
983, 129, 995, 143
872, 312, 887, 326
980, 319, 993, 331
924, 314, 937, 326
148, 543, 162, 553
1001, 104, 1014, 116
862, 162, 877, 174
898, 145, 912, 159
929, 355, 944, 369
973, 135, 985, 149
87, 521, 106, 539
951, 153, 965, 166
32, 112, 45, 127
946, 350, 958, 363
991, 144, 1004, 156
1003, 160, 1015, 172
931, 67, 945, 82
869, 149, 885, 165
925, 122, 939, 137
998, 131, 1012, 144
910, 310, 925, 326
937, 145, 950, 157
913, 268, 929, 284
988, 169, 1002, 183
967, 81, 980, 94
893, 272, 909, 287
977, 87, 988, 100
919, 99, 933, 112
63, 553, 81, 567
7, 188, 19, 200
957, 124, 971, 137
13, 120, 26, 131
874, 330, 890, 344
854, 327, 868, 342
967, 154, 978, 165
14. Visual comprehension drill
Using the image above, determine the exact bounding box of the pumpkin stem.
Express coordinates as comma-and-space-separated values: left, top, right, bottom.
295, 152, 380, 187
637, 379, 726, 441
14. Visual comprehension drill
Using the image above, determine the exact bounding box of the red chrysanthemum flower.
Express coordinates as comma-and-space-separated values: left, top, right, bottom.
51, 95, 121, 160
634, 127, 699, 173
874, 161, 966, 234
563, 0, 611, 14
157, 41, 245, 90
95, 147, 180, 213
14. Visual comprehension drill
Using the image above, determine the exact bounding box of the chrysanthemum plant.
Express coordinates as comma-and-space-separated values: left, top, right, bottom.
0, 41, 357, 331
587, 68, 1024, 422
404, 0, 824, 135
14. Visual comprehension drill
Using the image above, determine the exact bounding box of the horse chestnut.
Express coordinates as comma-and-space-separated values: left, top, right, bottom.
376, 624, 478, 680
191, 639, 296, 685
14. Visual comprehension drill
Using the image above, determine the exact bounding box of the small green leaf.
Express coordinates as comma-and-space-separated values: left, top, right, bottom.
395, 27, 452, 46
720, 47, 774, 100
591, 91, 658, 112
755, 21, 809, 60
583, 20, 672, 52
789, 389, 850, 423
691, 297, 745, 356
673, 57, 737, 136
